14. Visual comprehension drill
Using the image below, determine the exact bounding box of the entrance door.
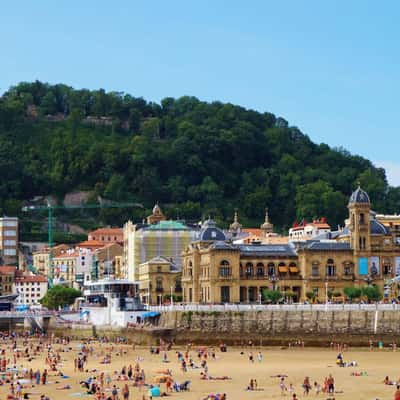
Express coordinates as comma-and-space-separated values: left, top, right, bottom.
221, 286, 230, 303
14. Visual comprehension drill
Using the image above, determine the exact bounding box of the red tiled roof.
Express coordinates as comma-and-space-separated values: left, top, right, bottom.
0, 266, 17, 274
242, 228, 263, 236
78, 240, 104, 248
88, 228, 122, 236
15, 275, 47, 283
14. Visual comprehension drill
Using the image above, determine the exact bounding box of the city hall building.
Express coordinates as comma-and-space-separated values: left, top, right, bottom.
182, 187, 400, 303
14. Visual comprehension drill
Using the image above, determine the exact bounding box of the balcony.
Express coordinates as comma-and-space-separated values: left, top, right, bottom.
155, 287, 164, 293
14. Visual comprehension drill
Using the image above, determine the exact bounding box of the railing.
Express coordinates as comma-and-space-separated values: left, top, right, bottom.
146, 303, 400, 312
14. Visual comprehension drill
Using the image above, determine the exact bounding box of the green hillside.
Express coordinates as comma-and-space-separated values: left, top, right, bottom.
0, 81, 399, 232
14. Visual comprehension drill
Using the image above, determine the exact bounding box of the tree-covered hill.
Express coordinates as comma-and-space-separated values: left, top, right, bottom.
0, 81, 399, 231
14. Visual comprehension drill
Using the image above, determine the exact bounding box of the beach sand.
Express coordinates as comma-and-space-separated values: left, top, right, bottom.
0, 338, 397, 400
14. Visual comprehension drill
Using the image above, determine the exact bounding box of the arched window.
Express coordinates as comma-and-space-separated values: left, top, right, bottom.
267, 262, 275, 276
219, 260, 231, 277
343, 261, 354, 276
278, 262, 287, 274
326, 259, 336, 276
311, 261, 319, 277
256, 262, 264, 277
383, 258, 391, 275
289, 262, 298, 274
245, 262, 253, 276
156, 277, 163, 290
359, 213, 365, 224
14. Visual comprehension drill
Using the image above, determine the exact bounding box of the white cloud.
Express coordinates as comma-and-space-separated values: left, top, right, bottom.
374, 161, 400, 187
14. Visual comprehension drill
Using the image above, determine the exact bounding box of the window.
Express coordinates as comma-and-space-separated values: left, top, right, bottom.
4, 240, 16, 246
256, 263, 264, 277
156, 278, 163, 290
311, 263, 319, 276
3, 249, 16, 256
4, 230, 16, 236
326, 259, 336, 276
343, 262, 354, 276
219, 260, 231, 277
359, 213, 365, 224
267, 263, 275, 276
312, 287, 319, 296
157, 266, 162, 273
245, 263, 253, 277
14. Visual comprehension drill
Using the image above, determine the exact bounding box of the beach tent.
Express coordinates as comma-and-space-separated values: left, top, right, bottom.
148, 386, 161, 397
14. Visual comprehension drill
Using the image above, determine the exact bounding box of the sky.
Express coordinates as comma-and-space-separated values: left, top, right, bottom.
1, 1, 400, 185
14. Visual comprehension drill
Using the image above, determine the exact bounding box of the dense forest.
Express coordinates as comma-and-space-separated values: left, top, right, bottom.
0, 81, 399, 233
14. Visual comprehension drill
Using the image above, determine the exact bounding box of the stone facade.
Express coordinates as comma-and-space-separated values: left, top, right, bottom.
182, 187, 400, 303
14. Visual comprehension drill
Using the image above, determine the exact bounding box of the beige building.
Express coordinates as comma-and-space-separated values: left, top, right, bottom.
138, 256, 180, 305
0, 266, 16, 295
92, 243, 124, 280
182, 187, 400, 303
32, 244, 71, 276
0, 217, 18, 265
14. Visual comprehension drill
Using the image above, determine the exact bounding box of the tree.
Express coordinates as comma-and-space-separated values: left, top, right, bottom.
262, 288, 283, 304
40, 285, 81, 310
362, 285, 382, 303
344, 287, 362, 302
306, 291, 316, 302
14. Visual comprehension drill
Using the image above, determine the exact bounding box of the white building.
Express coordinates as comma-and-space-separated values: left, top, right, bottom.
289, 218, 331, 241
14, 274, 48, 305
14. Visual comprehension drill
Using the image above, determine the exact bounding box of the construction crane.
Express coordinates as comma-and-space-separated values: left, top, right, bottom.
22, 200, 143, 284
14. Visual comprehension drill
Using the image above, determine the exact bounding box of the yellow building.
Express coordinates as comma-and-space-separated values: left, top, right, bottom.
33, 244, 71, 276
138, 256, 180, 305
53, 249, 79, 285
182, 187, 400, 303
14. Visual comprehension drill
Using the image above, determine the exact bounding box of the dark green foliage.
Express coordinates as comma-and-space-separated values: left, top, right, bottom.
40, 285, 81, 310
0, 81, 399, 231
344, 287, 362, 301
262, 288, 283, 304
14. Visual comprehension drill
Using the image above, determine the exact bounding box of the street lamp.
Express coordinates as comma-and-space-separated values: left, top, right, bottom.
269, 275, 279, 291
258, 292, 262, 305
364, 274, 373, 286
325, 281, 328, 311
170, 286, 174, 307
158, 293, 162, 306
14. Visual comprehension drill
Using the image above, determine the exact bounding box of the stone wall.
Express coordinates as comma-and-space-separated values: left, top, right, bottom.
154, 310, 400, 345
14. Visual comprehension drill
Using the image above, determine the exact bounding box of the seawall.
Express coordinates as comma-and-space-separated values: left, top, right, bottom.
152, 309, 400, 346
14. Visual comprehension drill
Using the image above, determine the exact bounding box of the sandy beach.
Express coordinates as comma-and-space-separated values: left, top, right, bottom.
0, 336, 397, 400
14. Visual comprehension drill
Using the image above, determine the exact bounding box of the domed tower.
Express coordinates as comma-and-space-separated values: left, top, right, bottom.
348, 186, 371, 253
147, 203, 166, 224
260, 208, 273, 236
229, 209, 242, 236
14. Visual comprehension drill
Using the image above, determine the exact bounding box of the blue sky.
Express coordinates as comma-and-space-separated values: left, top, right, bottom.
1, 1, 400, 185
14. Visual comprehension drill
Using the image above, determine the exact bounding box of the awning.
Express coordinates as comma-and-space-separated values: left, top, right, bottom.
289, 267, 299, 273
278, 266, 288, 273
142, 311, 161, 318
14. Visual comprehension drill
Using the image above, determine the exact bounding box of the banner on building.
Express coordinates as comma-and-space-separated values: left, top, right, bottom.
358, 257, 368, 275
395, 257, 400, 276
60, 264, 67, 273
369, 256, 379, 276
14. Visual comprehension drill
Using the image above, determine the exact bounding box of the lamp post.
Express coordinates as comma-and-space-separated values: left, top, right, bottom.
170, 286, 174, 308
364, 274, 373, 286
269, 275, 279, 291
158, 293, 162, 306
258, 292, 262, 305
325, 281, 328, 311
